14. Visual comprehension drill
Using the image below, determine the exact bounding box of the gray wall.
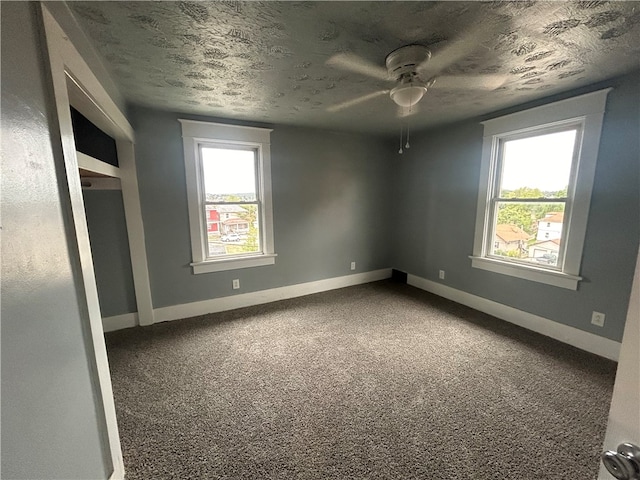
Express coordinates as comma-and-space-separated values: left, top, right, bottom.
392, 72, 640, 342
84, 190, 137, 317
1, 2, 110, 479
130, 107, 392, 309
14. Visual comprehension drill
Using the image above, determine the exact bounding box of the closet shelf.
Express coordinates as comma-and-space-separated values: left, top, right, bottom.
77, 150, 121, 178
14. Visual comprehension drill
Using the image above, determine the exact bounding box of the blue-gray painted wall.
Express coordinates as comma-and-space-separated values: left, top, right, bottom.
83, 190, 137, 318
92, 77, 638, 344
130, 107, 393, 309
392, 72, 640, 342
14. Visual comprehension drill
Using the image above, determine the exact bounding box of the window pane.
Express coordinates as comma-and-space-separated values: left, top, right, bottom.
499, 130, 576, 199
202, 147, 257, 202
206, 203, 261, 257
491, 201, 565, 267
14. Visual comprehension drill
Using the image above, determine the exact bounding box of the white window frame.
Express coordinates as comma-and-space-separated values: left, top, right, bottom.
470, 88, 611, 290
180, 120, 276, 274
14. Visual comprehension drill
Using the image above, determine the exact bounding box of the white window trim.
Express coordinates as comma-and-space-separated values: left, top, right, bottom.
471, 88, 611, 290
180, 119, 276, 274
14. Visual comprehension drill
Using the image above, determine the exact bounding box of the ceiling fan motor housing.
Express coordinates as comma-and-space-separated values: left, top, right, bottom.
385, 44, 431, 79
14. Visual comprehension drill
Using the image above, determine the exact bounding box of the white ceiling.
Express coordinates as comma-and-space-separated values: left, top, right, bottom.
69, 1, 640, 134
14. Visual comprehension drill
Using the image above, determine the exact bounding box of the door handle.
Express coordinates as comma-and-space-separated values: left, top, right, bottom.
602, 443, 640, 480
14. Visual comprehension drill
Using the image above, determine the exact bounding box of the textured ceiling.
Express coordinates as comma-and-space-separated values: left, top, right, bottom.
69, 1, 640, 134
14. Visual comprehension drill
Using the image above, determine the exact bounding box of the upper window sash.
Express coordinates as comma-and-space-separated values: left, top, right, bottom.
196, 141, 262, 204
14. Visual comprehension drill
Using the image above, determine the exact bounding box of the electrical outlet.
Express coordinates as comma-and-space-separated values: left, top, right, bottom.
350, 261, 356, 271
232, 279, 240, 290
591, 311, 605, 327
439, 270, 445, 280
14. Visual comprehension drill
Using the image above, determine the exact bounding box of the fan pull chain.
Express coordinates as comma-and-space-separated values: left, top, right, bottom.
398, 124, 403, 154
405, 120, 410, 149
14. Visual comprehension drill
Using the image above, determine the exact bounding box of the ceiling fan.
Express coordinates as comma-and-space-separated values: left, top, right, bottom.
326, 36, 506, 116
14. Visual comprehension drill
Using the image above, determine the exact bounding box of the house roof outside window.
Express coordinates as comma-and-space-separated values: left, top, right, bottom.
206, 204, 246, 214
539, 212, 564, 224
223, 218, 249, 226
495, 224, 531, 243
531, 238, 561, 249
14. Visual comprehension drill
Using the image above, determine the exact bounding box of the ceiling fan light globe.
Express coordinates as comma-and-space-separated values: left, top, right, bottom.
390, 85, 427, 108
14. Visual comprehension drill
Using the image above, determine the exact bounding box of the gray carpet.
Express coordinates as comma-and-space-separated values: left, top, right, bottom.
106, 281, 616, 479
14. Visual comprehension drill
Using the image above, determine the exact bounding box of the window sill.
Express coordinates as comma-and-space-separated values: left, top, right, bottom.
191, 253, 277, 274
469, 256, 581, 290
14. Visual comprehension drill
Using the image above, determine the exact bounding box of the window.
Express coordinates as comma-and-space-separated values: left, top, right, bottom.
471, 89, 611, 290
180, 120, 276, 274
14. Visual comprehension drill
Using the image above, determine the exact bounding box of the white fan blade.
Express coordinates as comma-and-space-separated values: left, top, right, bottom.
326, 53, 390, 81
433, 74, 506, 90
418, 23, 494, 76
327, 90, 390, 113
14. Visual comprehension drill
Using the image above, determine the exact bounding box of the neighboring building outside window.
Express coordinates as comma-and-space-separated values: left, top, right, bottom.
206, 206, 220, 233
471, 89, 610, 290
537, 212, 564, 241
494, 224, 530, 258
180, 120, 276, 274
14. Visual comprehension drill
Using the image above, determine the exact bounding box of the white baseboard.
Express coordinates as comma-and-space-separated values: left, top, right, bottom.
102, 312, 138, 332
407, 274, 621, 361
108, 464, 124, 480
101, 271, 621, 362
153, 268, 393, 324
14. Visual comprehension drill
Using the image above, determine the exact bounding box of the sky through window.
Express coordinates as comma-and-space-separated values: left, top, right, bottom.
202, 147, 256, 196
501, 130, 576, 193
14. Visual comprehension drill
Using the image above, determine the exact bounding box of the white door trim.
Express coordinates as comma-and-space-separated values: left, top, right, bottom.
599, 246, 640, 478
40, 6, 155, 478
41, 7, 153, 328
